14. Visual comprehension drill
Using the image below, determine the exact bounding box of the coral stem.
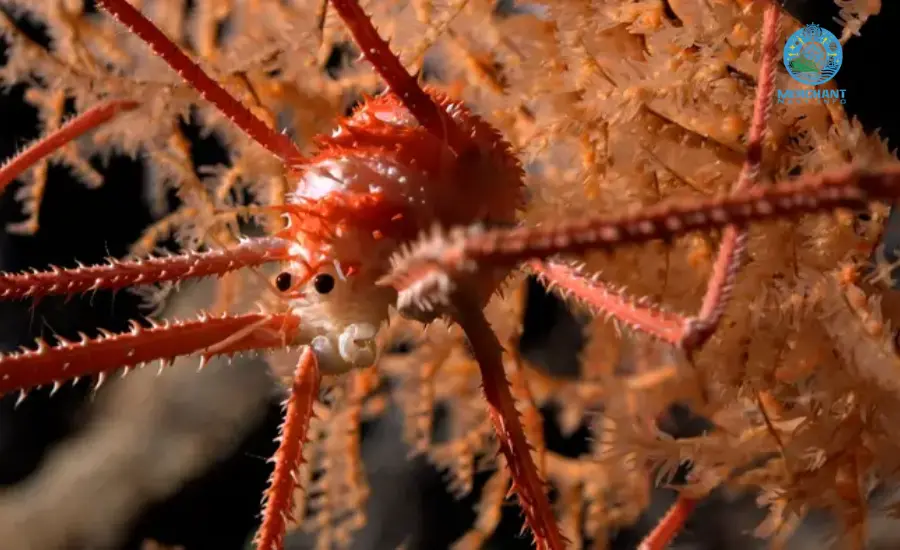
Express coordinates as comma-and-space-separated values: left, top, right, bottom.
0, 312, 301, 396
688, 3, 781, 346
0, 100, 139, 194
452, 292, 565, 550
254, 346, 321, 550
95, 0, 305, 165
0, 237, 293, 301
327, 0, 470, 154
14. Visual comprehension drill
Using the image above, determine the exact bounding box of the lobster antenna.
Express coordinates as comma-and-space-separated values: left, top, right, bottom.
328, 0, 470, 154
95, 0, 307, 166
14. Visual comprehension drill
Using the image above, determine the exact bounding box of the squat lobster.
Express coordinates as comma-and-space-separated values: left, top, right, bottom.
0, 1, 898, 549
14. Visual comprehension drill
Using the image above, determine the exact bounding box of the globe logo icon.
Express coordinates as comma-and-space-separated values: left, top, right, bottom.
783, 24, 843, 86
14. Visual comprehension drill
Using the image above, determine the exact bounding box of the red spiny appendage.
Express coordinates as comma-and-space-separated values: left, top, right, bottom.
453, 298, 566, 550
95, 0, 305, 166
637, 494, 698, 550
327, 0, 470, 154
691, 4, 780, 343
528, 261, 687, 346
0, 237, 293, 301
0, 100, 139, 195
382, 164, 900, 297
254, 347, 321, 550
0, 312, 301, 397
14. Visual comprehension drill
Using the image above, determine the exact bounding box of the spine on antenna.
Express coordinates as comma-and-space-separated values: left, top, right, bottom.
0, 238, 293, 301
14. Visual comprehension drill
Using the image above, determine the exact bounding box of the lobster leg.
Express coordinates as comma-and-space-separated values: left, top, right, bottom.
0, 311, 302, 399
382, 162, 900, 330
0, 237, 294, 302
254, 347, 321, 550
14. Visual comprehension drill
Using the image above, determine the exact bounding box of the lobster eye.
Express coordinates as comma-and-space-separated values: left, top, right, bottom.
275, 272, 293, 292
313, 273, 335, 294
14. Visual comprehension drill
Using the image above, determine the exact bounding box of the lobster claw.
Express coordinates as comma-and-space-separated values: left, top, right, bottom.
310, 322, 378, 373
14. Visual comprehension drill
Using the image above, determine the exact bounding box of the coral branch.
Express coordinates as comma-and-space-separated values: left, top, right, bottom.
451, 292, 565, 550
0, 237, 294, 301
327, 0, 470, 154
95, 0, 305, 165
688, 3, 780, 346
382, 164, 900, 307
0, 312, 301, 397
637, 494, 698, 550
255, 346, 321, 550
0, 100, 139, 195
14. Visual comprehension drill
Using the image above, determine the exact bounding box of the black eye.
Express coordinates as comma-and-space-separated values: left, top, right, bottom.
275, 272, 293, 292
313, 273, 335, 294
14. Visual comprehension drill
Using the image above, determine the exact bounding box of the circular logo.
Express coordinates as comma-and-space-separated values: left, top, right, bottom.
783, 24, 843, 86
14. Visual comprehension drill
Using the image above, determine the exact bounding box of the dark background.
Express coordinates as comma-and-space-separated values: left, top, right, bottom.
0, 1, 898, 549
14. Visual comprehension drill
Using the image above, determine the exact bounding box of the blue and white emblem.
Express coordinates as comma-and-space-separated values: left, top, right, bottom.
783, 24, 843, 86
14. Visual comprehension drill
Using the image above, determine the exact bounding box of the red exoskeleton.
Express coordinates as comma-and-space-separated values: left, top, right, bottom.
1, 1, 899, 549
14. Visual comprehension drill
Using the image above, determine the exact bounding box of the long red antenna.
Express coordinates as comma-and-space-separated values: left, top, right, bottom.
95, 0, 306, 166
327, 0, 470, 154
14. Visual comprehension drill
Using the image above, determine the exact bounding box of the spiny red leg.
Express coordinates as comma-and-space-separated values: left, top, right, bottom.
638, 495, 698, 550
95, 0, 305, 166
0, 237, 293, 301
327, 0, 470, 154
254, 346, 321, 550
0, 100, 139, 195
528, 260, 686, 346
452, 295, 566, 550
383, 163, 900, 302
0, 311, 301, 399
